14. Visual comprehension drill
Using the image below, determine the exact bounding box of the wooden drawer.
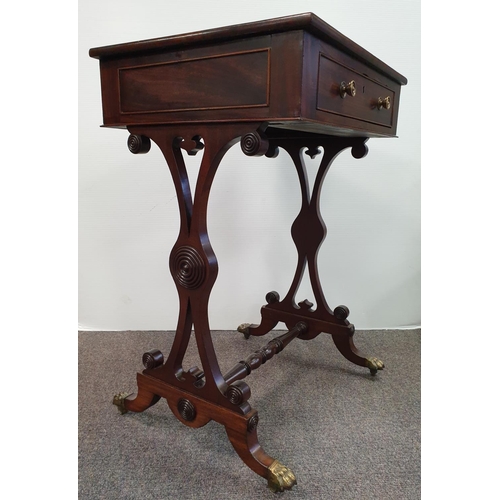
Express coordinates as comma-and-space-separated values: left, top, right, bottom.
316, 53, 395, 129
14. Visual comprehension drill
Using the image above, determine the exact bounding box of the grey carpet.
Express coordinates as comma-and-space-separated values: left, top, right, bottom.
79, 329, 420, 499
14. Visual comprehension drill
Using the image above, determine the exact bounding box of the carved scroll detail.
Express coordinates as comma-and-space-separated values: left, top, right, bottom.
142, 349, 164, 369
226, 380, 251, 405
127, 134, 151, 154
240, 131, 269, 156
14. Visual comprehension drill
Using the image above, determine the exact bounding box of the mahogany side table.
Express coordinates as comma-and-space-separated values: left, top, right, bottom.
90, 13, 407, 492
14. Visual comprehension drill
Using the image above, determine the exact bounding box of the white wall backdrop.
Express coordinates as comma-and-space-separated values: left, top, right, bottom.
79, 0, 420, 331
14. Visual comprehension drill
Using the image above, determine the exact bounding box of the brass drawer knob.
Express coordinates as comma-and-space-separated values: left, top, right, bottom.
377, 96, 391, 110
340, 80, 356, 98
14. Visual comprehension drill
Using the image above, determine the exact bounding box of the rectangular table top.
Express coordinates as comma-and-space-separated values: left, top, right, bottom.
90, 13, 407, 138
89, 12, 406, 85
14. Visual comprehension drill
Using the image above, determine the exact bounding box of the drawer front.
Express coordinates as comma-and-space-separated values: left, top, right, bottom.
118, 49, 270, 114
316, 53, 394, 128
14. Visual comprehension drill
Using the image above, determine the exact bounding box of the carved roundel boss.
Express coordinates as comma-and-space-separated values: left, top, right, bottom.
170, 245, 206, 290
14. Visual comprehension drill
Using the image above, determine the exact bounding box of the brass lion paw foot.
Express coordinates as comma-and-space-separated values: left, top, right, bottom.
267, 460, 297, 493
112, 392, 131, 414
237, 323, 252, 339
366, 357, 385, 376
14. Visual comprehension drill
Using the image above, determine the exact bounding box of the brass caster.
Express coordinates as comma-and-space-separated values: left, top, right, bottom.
366, 357, 385, 376
267, 460, 297, 493
237, 323, 252, 339
112, 392, 131, 414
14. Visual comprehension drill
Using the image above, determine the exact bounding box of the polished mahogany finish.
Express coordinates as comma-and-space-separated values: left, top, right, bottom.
90, 12, 406, 492
90, 12, 406, 137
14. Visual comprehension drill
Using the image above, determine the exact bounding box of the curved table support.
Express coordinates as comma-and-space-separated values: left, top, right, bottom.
239, 129, 384, 375
113, 124, 384, 492
114, 123, 302, 491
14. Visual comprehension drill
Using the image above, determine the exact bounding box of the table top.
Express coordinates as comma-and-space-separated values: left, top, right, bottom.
90, 13, 407, 137
89, 12, 406, 86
